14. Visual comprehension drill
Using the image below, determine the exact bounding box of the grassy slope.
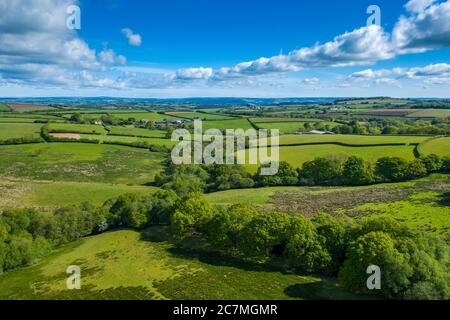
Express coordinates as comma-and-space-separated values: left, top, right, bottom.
0, 178, 158, 210
418, 137, 450, 157
276, 134, 429, 146
406, 109, 450, 118
48, 123, 106, 135
0, 103, 11, 111
0, 143, 165, 184
257, 122, 338, 134
0, 123, 43, 139
208, 174, 450, 239
166, 111, 234, 120
0, 228, 361, 300
79, 134, 176, 147
106, 126, 166, 138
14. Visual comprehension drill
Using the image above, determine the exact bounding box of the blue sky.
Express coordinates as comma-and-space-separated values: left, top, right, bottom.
1, 0, 450, 97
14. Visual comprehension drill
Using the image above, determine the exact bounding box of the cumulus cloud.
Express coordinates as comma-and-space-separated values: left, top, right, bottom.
174, 67, 213, 80
0, 0, 128, 89
301, 78, 320, 85
348, 63, 450, 87
121, 28, 142, 46
393, 0, 450, 53
171, 1, 450, 83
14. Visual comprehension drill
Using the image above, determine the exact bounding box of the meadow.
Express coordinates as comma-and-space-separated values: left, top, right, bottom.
47, 123, 107, 135
79, 134, 176, 147
165, 111, 235, 120
106, 126, 166, 138
0, 123, 43, 139
0, 143, 165, 185
0, 227, 361, 300
418, 137, 450, 157
255, 121, 339, 133
238, 144, 417, 172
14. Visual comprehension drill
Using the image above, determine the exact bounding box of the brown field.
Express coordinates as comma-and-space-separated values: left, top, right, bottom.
354, 109, 413, 116
7, 103, 52, 111
49, 133, 81, 140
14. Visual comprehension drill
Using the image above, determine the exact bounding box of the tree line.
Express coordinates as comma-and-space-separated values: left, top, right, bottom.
155, 154, 450, 196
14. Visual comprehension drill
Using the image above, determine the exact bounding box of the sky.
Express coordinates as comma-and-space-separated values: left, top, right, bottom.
1, 0, 450, 98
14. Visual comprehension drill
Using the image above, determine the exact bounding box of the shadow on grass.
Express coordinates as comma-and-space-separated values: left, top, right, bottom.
139, 226, 292, 274
437, 192, 450, 206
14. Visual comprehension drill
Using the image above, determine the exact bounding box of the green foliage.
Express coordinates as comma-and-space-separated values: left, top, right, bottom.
342, 156, 374, 185
256, 161, 298, 187
300, 156, 343, 186
170, 192, 214, 238
375, 157, 409, 182
421, 154, 443, 173
109, 193, 149, 228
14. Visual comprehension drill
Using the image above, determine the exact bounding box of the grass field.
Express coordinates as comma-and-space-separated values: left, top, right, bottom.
0, 179, 157, 210
109, 112, 179, 121
406, 109, 450, 118
106, 126, 166, 138
0, 227, 361, 300
238, 144, 417, 171
166, 111, 235, 120
48, 123, 107, 135
0, 123, 43, 139
274, 134, 429, 146
256, 121, 339, 134
201, 119, 253, 131
418, 137, 450, 157
79, 134, 176, 147
250, 117, 324, 123
0, 143, 165, 184
7, 103, 55, 112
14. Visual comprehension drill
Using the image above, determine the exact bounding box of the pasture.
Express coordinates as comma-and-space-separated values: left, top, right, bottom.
7, 103, 55, 112
166, 111, 234, 120
0, 179, 157, 210
406, 109, 450, 118
0, 143, 165, 184
79, 134, 176, 147
106, 126, 166, 138
47, 123, 107, 135
201, 119, 253, 131
0, 103, 11, 111
0, 123, 43, 139
256, 121, 338, 133
418, 137, 450, 157
275, 134, 429, 146
238, 144, 417, 171
0, 228, 360, 300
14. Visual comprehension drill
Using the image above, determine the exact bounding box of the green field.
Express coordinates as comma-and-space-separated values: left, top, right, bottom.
250, 117, 324, 123
274, 134, 429, 146
0, 123, 43, 139
0, 179, 157, 210
106, 126, 166, 138
201, 119, 253, 131
0, 227, 360, 300
256, 121, 339, 134
167, 111, 235, 120
238, 144, 417, 171
48, 123, 106, 135
0, 143, 165, 184
418, 137, 450, 157
109, 112, 179, 121
407, 109, 450, 118
79, 134, 176, 147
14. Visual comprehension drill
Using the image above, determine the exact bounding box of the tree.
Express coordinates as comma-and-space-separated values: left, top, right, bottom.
300, 157, 344, 186
441, 157, 450, 173
375, 157, 408, 182
170, 192, 214, 238
147, 190, 180, 224
285, 215, 331, 272
342, 156, 374, 185
421, 154, 443, 173
240, 212, 291, 257
205, 204, 258, 250
406, 159, 427, 179
109, 194, 148, 228
338, 231, 412, 298
256, 161, 298, 186
312, 213, 348, 273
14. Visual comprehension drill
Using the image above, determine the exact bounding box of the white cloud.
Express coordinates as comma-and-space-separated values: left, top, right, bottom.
393, 0, 450, 53
405, 0, 437, 13
121, 28, 142, 46
301, 78, 320, 85
174, 67, 213, 80
0, 0, 128, 89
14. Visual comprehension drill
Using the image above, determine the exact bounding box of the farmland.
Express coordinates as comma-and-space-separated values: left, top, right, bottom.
0, 98, 449, 301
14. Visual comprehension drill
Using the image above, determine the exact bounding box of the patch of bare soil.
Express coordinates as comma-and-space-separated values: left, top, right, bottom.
49, 133, 81, 140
